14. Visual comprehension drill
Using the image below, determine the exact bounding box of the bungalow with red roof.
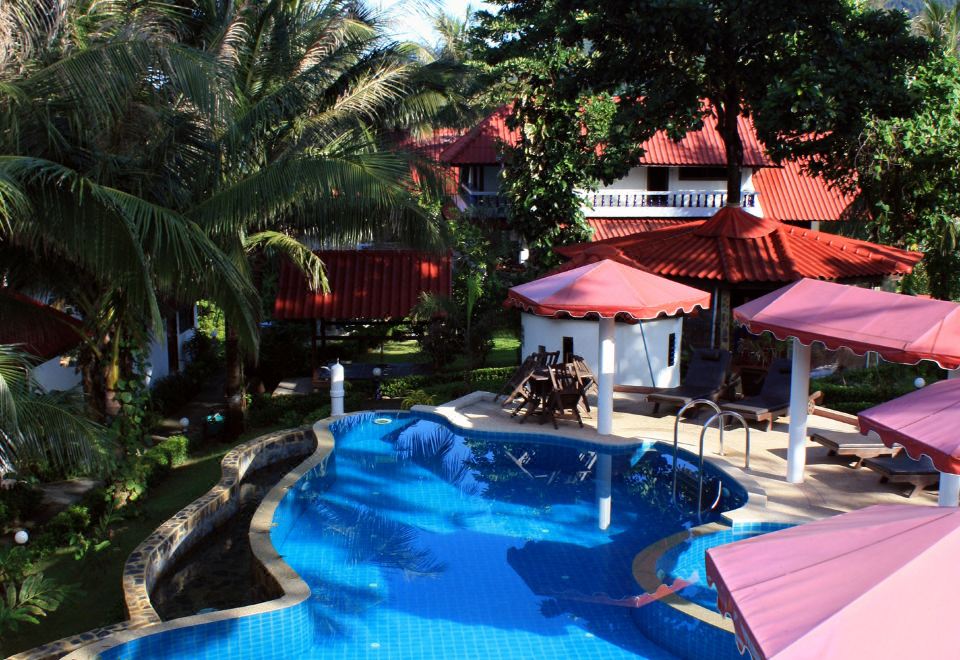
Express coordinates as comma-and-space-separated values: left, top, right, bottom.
439, 105, 857, 241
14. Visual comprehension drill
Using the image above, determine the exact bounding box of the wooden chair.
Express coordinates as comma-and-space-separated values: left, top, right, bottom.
542, 364, 589, 429
497, 354, 542, 404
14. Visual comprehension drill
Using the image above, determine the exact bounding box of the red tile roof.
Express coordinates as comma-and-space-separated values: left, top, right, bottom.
588, 217, 689, 241
753, 160, 856, 223
440, 106, 518, 165
440, 104, 771, 167
556, 206, 921, 284
0, 290, 83, 360
273, 250, 452, 321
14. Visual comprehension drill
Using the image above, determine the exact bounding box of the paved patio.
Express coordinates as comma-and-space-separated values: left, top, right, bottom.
424, 391, 937, 524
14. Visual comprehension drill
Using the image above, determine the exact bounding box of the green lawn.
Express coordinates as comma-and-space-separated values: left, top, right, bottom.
2, 426, 281, 657
354, 328, 521, 369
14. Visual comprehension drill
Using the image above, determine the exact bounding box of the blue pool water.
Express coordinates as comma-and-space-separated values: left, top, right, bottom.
103, 412, 749, 659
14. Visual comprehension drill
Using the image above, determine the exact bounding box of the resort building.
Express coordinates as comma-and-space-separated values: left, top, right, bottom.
440, 105, 857, 240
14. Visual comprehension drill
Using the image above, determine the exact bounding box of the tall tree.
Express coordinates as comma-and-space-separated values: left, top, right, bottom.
477, 0, 929, 235
0, 0, 260, 423
851, 25, 960, 299
181, 0, 449, 434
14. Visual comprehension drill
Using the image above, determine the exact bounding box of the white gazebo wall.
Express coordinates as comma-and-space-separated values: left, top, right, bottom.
520, 313, 683, 387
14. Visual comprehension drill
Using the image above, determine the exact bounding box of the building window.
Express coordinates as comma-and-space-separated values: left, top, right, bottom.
562, 336, 574, 362
667, 333, 677, 366
677, 167, 727, 181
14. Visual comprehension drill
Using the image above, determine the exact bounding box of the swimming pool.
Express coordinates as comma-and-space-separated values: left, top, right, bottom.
101, 411, 750, 659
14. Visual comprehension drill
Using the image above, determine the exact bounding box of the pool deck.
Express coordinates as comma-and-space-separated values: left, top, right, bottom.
425, 391, 937, 524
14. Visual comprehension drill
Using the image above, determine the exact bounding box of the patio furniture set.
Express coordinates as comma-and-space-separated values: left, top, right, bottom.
497, 350, 598, 429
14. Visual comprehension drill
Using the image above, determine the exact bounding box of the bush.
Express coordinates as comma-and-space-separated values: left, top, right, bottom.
0, 482, 43, 527
401, 390, 436, 409
106, 435, 193, 509
254, 322, 312, 391
35, 505, 91, 549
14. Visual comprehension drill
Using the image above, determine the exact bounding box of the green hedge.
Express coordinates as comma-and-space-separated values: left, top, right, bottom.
380, 367, 513, 400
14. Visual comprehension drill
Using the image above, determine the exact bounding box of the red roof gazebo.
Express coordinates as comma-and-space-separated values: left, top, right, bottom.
558, 206, 921, 283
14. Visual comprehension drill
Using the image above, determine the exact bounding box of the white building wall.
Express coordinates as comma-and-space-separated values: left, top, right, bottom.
32, 357, 82, 392
145, 326, 196, 386
603, 167, 648, 190
520, 313, 683, 387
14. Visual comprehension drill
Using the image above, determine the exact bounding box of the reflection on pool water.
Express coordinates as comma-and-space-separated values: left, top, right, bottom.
103, 412, 751, 660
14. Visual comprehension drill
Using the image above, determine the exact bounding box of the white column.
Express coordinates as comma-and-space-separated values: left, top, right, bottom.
786, 339, 812, 484
596, 453, 612, 530
939, 473, 960, 507
330, 359, 345, 417
597, 317, 616, 436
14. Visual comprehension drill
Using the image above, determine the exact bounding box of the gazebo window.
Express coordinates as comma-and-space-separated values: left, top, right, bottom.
667, 333, 677, 366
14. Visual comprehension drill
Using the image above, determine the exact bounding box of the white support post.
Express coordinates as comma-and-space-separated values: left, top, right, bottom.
938, 370, 960, 505
786, 339, 812, 484
597, 317, 616, 436
597, 453, 612, 530
939, 473, 960, 507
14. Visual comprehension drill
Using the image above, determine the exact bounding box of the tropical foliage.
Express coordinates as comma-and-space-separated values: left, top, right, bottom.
851, 12, 960, 299
475, 0, 929, 249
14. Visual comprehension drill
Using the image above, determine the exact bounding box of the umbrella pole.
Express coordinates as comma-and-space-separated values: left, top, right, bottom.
597, 317, 616, 435
787, 339, 812, 484
942, 370, 960, 505
939, 474, 960, 507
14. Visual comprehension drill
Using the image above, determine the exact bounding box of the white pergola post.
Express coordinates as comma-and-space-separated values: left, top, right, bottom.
597, 317, 616, 435
939, 370, 960, 506
786, 339, 812, 484
596, 316, 616, 529
597, 453, 612, 530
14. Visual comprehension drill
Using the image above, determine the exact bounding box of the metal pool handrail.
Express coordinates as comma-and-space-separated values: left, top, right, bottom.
671, 399, 722, 504
696, 411, 751, 517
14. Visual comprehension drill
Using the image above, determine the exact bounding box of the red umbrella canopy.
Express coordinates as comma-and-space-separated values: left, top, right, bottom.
504, 259, 710, 322
556, 205, 921, 283
734, 278, 960, 369
706, 504, 960, 660
859, 378, 960, 474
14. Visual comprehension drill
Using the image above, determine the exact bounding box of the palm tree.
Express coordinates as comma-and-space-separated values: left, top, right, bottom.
914, 0, 960, 54
0, 344, 105, 477
0, 0, 261, 421
180, 0, 452, 434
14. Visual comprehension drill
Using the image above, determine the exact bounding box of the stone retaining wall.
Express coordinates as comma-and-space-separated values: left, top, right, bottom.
11, 424, 324, 660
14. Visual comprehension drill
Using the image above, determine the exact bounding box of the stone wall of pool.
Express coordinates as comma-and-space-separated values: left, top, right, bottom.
11, 423, 327, 660
35, 393, 788, 659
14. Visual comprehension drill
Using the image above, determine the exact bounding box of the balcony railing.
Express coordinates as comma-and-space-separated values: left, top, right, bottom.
455, 186, 508, 218
584, 189, 757, 210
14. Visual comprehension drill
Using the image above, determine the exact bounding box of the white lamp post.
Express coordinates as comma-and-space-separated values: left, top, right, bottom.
330, 360, 345, 416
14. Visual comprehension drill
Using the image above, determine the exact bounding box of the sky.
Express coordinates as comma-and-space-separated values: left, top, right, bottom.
371, 0, 495, 46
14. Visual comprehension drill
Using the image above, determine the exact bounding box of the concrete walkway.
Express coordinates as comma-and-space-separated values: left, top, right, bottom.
429, 391, 937, 524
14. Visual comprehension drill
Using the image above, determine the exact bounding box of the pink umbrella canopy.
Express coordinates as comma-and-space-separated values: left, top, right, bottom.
734, 278, 960, 369
706, 504, 960, 660
859, 378, 960, 474
504, 259, 710, 321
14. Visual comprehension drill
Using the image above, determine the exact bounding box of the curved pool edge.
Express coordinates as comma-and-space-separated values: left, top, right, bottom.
59, 393, 787, 659
57, 420, 335, 660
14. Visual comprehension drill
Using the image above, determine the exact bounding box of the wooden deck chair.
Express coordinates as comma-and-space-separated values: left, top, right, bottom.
864, 454, 940, 498
646, 348, 732, 413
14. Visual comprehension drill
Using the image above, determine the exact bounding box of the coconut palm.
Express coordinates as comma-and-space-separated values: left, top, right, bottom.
914, 0, 960, 54
178, 0, 453, 433
0, 0, 261, 420
0, 344, 105, 476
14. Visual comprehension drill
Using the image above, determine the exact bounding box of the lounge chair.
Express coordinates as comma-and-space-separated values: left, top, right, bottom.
863, 454, 939, 498
646, 348, 732, 414
810, 429, 901, 468
720, 358, 793, 431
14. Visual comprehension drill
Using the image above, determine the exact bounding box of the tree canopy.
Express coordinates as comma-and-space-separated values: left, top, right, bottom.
476, 0, 929, 252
